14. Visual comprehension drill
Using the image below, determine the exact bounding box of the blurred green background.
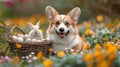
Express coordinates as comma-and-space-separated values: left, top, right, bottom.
0, 0, 120, 21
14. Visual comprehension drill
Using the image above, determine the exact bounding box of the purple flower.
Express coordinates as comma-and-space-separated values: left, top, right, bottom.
0, 56, 11, 63
4, 56, 11, 62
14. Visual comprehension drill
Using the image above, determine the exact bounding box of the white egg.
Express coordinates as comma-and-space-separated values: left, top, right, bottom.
12, 36, 18, 42
17, 37, 23, 43
17, 34, 22, 37
37, 40, 42, 42
32, 39, 38, 42
25, 38, 31, 43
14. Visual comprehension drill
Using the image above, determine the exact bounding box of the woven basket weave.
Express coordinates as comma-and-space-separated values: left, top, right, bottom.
7, 39, 52, 57
7, 26, 52, 57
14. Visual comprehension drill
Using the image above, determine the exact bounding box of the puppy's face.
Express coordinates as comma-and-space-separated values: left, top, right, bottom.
45, 6, 81, 38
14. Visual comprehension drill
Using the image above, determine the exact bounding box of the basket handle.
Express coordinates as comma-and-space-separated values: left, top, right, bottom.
11, 26, 25, 35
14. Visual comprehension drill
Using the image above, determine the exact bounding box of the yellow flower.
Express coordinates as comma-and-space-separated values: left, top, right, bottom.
16, 43, 22, 48
36, 51, 43, 60
43, 59, 53, 67
49, 48, 54, 52
111, 28, 115, 32
103, 42, 114, 50
12, 56, 20, 64
57, 51, 65, 58
85, 29, 93, 35
83, 45, 91, 50
93, 50, 105, 62
84, 54, 93, 62
106, 23, 114, 28
96, 15, 103, 22
116, 45, 120, 50
84, 53, 93, 67
107, 46, 117, 61
96, 60, 109, 67
95, 44, 101, 51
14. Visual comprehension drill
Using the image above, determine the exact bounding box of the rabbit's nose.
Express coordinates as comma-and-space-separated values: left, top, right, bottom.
35, 31, 37, 34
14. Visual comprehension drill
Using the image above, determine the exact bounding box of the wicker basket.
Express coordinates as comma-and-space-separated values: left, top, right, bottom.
7, 39, 52, 57
7, 26, 52, 57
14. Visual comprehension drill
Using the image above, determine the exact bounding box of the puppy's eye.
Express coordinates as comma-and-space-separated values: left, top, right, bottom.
56, 21, 60, 25
31, 28, 34, 30
65, 21, 69, 25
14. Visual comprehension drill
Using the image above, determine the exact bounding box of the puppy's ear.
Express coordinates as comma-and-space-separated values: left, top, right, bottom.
28, 22, 34, 30
67, 7, 81, 24
35, 21, 40, 28
45, 6, 58, 22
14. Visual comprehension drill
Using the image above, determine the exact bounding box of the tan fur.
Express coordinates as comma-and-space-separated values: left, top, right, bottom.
45, 6, 85, 51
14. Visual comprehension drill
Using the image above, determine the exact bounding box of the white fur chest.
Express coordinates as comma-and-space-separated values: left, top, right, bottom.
48, 33, 80, 51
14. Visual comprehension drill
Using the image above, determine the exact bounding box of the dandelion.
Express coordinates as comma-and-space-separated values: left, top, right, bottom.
57, 51, 65, 58
96, 15, 103, 22
43, 59, 53, 67
36, 51, 43, 60
16, 43, 22, 48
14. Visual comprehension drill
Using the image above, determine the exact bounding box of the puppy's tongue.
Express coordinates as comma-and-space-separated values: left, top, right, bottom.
59, 33, 65, 38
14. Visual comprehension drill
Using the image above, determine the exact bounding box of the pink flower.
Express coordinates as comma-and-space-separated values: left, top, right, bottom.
5, 0, 14, 8
0, 56, 11, 63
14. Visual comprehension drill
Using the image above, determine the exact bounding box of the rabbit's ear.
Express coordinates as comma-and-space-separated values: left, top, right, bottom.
28, 22, 34, 29
35, 21, 40, 28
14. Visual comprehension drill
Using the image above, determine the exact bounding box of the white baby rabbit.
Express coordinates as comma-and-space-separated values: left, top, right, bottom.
28, 21, 43, 40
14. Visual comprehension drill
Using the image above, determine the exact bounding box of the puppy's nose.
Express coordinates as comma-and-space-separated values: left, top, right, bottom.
59, 27, 64, 32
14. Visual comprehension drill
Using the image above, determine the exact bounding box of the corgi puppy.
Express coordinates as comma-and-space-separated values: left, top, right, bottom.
45, 6, 84, 51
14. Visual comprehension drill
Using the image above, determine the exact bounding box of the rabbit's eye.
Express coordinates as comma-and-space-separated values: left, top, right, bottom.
56, 21, 60, 25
